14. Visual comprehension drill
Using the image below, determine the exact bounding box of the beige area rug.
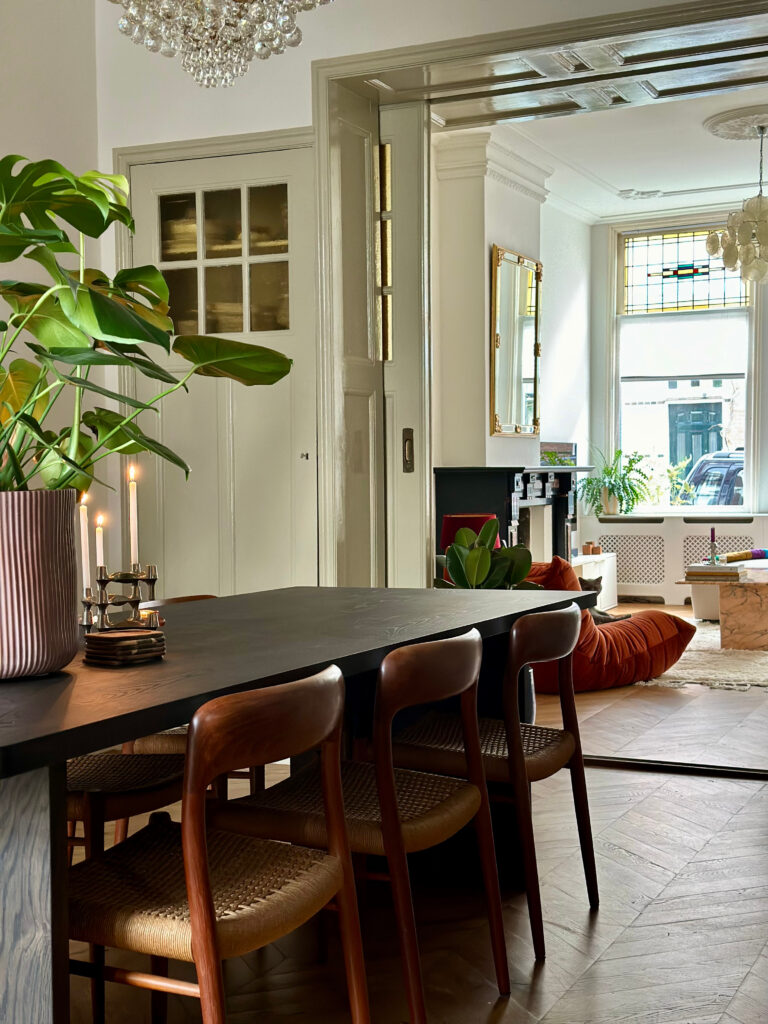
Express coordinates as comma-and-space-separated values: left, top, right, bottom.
644, 621, 768, 691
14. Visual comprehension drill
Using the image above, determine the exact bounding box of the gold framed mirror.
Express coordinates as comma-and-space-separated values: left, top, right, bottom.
490, 245, 541, 436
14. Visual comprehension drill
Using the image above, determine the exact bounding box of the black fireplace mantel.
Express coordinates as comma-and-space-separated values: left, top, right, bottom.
434, 465, 593, 560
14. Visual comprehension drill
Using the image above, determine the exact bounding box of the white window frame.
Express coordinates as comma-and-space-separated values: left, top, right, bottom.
590, 214, 762, 515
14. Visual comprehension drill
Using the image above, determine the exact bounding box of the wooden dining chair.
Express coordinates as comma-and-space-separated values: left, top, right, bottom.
67, 754, 186, 861
209, 628, 510, 1024
68, 666, 370, 1024
390, 603, 598, 961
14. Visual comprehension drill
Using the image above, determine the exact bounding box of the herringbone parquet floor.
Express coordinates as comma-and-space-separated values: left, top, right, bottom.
70, 766, 768, 1023
535, 604, 768, 771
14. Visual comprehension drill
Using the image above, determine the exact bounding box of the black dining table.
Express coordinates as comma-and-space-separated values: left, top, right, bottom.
0, 585, 593, 1023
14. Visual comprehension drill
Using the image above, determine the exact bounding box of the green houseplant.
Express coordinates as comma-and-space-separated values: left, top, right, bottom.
0, 155, 291, 678
435, 519, 539, 590
435, 519, 540, 722
578, 449, 651, 516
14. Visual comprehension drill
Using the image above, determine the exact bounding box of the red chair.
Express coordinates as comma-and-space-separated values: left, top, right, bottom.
439, 513, 502, 553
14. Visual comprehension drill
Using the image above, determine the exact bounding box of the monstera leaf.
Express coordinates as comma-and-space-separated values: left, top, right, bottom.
0, 358, 45, 425
173, 336, 292, 385
21, 250, 173, 352
82, 407, 189, 475
0, 223, 73, 262
0, 281, 91, 349
0, 156, 132, 238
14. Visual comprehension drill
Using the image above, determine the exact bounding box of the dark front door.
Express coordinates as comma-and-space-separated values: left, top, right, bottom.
668, 402, 722, 465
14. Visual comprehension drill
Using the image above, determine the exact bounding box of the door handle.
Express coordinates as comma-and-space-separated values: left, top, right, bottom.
402, 428, 414, 473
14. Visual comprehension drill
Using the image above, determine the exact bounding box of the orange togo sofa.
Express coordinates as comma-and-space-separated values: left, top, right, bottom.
527, 556, 696, 694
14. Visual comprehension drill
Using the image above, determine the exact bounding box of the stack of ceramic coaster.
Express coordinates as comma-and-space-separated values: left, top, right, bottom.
84, 629, 166, 667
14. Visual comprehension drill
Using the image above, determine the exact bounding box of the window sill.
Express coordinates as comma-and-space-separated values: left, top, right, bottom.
596, 510, 756, 524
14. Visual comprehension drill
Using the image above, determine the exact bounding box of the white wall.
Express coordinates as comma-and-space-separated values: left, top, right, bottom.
1, 0, 97, 170
433, 169, 487, 466
432, 129, 548, 468
539, 203, 591, 459
95, 0, 685, 166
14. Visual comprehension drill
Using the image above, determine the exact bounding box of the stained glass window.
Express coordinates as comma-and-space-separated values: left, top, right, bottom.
623, 230, 748, 314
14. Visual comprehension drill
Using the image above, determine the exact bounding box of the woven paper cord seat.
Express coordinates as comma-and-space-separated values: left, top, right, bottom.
66, 754, 186, 820
69, 816, 343, 962
133, 726, 189, 755
392, 712, 576, 784
219, 760, 481, 857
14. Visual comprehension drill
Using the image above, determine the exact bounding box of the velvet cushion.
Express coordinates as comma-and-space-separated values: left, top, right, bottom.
526, 556, 696, 693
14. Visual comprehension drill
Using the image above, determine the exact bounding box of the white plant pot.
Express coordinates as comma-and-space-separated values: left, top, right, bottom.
0, 489, 79, 679
601, 489, 620, 516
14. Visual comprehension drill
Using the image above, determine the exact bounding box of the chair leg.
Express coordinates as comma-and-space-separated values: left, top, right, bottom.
67, 819, 76, 867
150, 955, 169, 1024
511, 777, 546, 961
213, 774, 228, 801
386, 846, 427, 1024
569, 760, 599, 910
83, 797, 107, 1022
335, 860, 371, 1023
89, 943, 106, 1024
113, 817, 129, 844
249, 765, 266, 795
473, 804, 510, 995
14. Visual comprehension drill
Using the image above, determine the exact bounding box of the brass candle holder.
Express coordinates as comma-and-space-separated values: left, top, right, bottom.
81, 563, 159, 633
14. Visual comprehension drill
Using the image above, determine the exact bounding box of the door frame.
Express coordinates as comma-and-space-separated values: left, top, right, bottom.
311, 0, 768, 584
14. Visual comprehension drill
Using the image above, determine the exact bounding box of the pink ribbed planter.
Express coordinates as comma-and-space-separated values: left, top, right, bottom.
0, 489, 79, 679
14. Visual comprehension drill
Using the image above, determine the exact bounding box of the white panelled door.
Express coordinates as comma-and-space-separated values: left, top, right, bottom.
129, 148, 317, 597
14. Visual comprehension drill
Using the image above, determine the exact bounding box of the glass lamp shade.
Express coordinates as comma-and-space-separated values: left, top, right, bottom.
110, 0, 330, 86
709, 193, 768, 283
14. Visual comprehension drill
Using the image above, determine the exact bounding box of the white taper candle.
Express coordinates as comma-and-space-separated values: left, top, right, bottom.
128, 465, 139, 566
95, 514, 104, 568
79, 494, 90, 591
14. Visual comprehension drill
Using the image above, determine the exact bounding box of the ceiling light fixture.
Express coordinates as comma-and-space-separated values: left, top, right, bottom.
107, 0, 332, 88
704, 106, 768, 284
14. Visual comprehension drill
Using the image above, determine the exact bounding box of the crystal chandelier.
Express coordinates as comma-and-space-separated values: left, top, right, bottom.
108, 0, 332, 88
705, 109, 768, 284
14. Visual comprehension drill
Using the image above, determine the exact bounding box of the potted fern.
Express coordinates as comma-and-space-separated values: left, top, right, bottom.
578, 449, 651, 516
0, 156, 291, 678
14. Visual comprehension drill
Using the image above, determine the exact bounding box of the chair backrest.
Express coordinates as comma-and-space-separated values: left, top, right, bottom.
373, 629, 487, 842
504, 603, 581, 685
376, 627, 483, 724
185, 666, 344, 792
501, 603, 582, 773
180, 666, 347, 1018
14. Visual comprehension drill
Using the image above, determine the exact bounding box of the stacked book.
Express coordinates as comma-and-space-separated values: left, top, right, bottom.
684, 561, 747, 583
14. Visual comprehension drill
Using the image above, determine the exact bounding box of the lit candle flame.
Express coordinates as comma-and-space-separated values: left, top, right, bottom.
129, 465, 136, 482
96, 514, 104, 528
81, 492, 89, 506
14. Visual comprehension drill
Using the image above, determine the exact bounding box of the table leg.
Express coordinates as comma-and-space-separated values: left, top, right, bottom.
0, 763, 68, 1023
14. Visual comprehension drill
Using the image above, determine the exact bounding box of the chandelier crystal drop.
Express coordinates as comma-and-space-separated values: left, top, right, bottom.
107, 0, 332, 87
707, 124, 768, 284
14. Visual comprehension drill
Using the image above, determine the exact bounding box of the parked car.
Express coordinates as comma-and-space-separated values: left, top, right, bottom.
683, 450, 744, 506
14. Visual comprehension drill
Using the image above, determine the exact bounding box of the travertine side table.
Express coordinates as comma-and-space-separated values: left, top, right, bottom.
719, 573, 768, 650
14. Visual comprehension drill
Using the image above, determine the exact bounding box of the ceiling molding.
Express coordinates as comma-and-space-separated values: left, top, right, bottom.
594, 202, 739, 228
432, 131, 552, 202
542, 191, 599, 224
314, 2, 768, 84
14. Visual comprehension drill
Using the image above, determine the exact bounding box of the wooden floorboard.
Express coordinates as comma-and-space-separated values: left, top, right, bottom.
536, 602, 768, 771
69, 611, 768, 1021
69, 765, 768, 1023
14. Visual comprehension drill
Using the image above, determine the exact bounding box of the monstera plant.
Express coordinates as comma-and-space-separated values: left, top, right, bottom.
435, 519, 539, 590
0, 155, 291, 678
0, 155, 291, 491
